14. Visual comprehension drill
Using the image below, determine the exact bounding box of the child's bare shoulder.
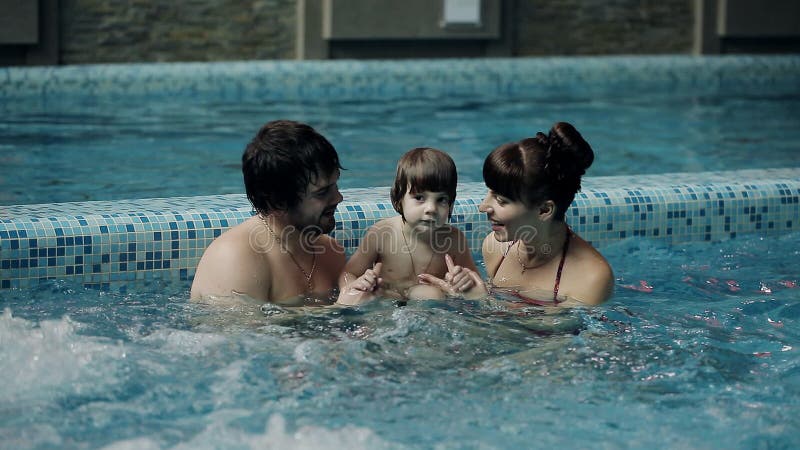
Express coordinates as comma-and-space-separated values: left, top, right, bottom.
359, 217, 402, 252
369, 216, 403, 233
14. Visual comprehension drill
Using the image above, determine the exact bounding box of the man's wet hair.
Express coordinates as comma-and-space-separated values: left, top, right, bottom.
243, 120, 342, 214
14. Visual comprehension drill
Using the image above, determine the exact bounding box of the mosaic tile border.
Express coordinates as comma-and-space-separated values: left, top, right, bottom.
2, 55, 799, 105
1, 168, 798, 291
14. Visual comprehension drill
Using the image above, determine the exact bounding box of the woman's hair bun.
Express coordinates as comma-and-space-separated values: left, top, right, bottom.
548, 122, 594, 175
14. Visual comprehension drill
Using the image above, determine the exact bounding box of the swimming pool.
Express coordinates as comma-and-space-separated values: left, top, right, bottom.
1, 56, 799, 205
1, 55, 799, 448
1, 231, 798, 448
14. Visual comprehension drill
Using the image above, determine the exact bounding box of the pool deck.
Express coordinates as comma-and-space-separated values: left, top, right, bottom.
1, 167, 798, 291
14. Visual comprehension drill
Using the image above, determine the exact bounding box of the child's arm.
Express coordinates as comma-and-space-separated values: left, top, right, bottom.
336, 225, 383, 305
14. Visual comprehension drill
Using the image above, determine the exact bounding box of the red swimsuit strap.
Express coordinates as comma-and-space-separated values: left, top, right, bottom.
491, 227, 572, 305
552, 228, 572, 303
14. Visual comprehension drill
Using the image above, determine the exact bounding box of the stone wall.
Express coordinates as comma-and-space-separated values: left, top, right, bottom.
59, 0, 297, 64
513, 0, 694, 55
55, 0, 693, 64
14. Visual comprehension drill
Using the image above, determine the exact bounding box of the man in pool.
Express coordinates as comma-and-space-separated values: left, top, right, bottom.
191, 120, 346, 306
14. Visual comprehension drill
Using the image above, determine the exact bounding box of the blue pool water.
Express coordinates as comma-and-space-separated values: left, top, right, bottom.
1, 56, 799, 449
2, 231, 799, 449
2, 82, 800, 205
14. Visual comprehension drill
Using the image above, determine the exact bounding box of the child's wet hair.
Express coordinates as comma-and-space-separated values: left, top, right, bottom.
390, 147, 458, 219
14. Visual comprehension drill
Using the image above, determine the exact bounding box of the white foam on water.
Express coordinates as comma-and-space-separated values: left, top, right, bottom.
184, 414, 398, 450
0, 308, 126, 404
0, 422, 63, 449
139, 327, 229, 356
100, 414, 400, 450
209, 360, 251, 408
101, 437, 163, 450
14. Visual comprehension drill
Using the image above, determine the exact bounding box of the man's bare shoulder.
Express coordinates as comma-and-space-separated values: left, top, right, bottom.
315, 234, 346, 265
201, 219, 264, 263
190, 218, 268, 301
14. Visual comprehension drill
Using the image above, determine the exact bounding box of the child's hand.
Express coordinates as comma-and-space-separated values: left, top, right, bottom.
417, 255, 487, 299
350, 262, 383, 292
337, 263, 383, 306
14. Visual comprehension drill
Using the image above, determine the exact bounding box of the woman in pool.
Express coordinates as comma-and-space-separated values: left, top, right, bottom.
478, 122, 613, 306
420, 122, 613, 306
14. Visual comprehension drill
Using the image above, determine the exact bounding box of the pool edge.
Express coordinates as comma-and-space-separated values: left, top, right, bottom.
1, 168, 798, 291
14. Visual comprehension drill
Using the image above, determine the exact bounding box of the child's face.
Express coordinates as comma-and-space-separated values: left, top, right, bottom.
401, 189, 451, 232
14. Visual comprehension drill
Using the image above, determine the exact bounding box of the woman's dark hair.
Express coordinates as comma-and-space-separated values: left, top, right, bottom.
390, 147, 458, 219
242, 120, 342, 215
483, 122, 594, 221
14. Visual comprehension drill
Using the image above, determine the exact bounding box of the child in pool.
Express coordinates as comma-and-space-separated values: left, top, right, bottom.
337, 147, 486, 305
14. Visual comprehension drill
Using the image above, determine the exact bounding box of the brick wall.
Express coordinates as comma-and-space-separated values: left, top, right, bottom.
56, 0, 693, 64
59, 0, 297, 64
513, 0, 694, 55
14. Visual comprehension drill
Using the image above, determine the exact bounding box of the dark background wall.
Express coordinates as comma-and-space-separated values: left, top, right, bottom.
9, 0, 800, 65
59, 0, 297, 64
513, 0, 693, 55
53, 0, 693, 64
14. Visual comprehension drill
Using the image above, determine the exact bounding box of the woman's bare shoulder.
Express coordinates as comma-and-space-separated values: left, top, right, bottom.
567, 235, 614, 305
